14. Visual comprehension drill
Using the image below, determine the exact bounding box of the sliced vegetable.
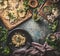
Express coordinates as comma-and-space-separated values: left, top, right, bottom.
8, 11, 17, 24
8, 13, 16, 20
0, 0, 8, 9
17, 9, 26, 18
28, 0, 38, 8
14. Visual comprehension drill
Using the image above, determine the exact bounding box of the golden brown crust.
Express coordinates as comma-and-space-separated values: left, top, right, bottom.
0, 10, 32, 30
0, 0, 32, 30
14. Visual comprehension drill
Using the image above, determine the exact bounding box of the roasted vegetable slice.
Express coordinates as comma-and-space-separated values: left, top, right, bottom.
28, 0, 38, 8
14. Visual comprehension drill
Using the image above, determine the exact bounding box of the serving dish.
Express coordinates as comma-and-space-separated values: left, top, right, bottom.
7, 29, 33, 51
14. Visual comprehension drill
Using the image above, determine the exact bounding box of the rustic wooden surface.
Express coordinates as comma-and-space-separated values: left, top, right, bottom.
0, 1, 60, 56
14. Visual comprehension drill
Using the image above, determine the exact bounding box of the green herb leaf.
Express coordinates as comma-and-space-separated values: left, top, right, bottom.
48, 20, 58, 32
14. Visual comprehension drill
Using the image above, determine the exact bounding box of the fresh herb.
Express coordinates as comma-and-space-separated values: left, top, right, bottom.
0, 26, 8, 42
8, 13, 16, 20
0, 26, 10, 55
38, 0, 44, 5
0, 46, 10, 56
45, 33, 60, 51
32, 7, 43, 21
32, 13, 41, 21
23, 0, 29, 7
2, 46, 10, 55
23, 0, 30, 11
48, 20, 58, 32
33, 13, 37, 20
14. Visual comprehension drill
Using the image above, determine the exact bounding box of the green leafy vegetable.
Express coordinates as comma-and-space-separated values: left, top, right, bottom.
48, 20, 58, 32
23, 0, 29, 11
38, 0, 44, 5
32, 12, 42, 21
0, 26, 10, 55
8, 13, 16, 20
0, 26, 8, 42
2, 46, 10, 55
